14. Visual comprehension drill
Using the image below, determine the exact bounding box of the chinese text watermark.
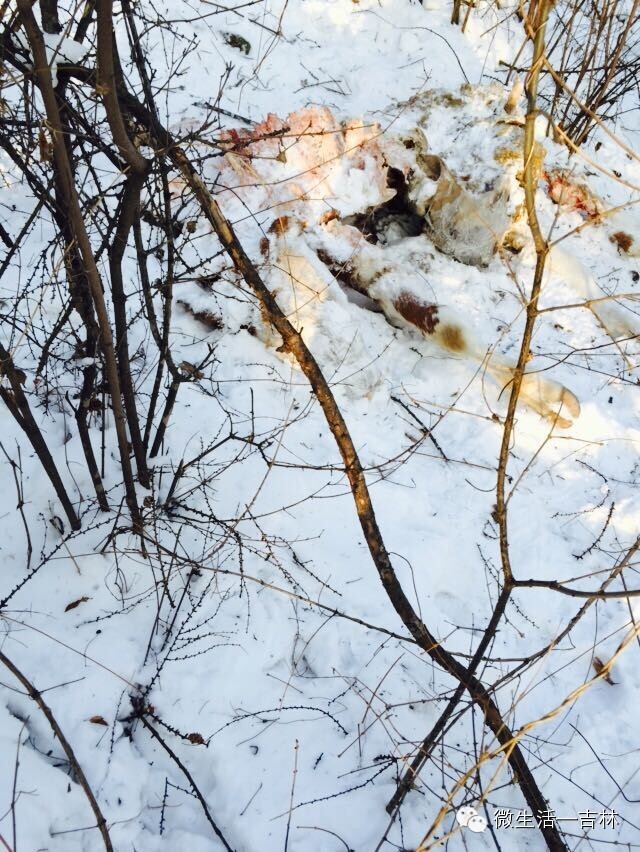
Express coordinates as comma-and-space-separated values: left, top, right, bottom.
456, 806, 619, 833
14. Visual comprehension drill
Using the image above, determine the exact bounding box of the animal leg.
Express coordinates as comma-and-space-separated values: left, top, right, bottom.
549, 246, 639, 342
365, 278, 580, 427
483, 357, 580, 429
422, 308, 580, 428
313, 224, 580, 426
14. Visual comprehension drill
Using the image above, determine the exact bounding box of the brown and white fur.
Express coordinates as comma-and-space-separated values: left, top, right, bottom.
210, 100, 638, 429
277, 218, 582, 427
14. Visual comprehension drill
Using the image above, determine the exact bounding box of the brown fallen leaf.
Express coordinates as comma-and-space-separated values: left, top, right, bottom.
319, 208, 340, 225
186, 732, 205, 745
38, 127, 53, 163
593, 656, 616, 685
179, 360, 205, 379
89, 715, 109, 726
65, 596, 90, 612
610, 230, 634, 254
504, 78, 523, 114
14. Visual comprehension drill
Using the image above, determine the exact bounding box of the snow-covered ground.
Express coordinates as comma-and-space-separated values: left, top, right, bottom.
1, 1, 640, 850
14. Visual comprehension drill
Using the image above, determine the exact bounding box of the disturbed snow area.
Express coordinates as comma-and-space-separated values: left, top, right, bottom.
2, 1, 640, 851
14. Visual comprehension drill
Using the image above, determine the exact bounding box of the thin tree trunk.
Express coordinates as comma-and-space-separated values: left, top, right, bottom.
0, 343, 80, 530
17, 0, 142, 532
108, 174, 150, 487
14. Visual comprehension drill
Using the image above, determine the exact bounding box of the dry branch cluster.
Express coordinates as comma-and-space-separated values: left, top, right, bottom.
459, 0, 640, 146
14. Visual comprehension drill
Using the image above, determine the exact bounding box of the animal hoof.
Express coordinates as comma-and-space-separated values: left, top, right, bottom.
519, 374, 581, 428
